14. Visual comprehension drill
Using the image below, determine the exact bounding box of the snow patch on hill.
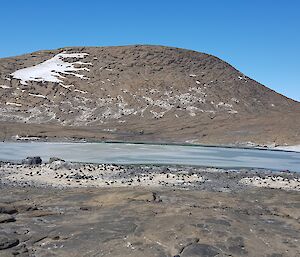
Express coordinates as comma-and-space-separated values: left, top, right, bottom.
0, 85, 11, 89
28, 93, 47, 99
6, 102, 22, 107
11, 52, 90, 86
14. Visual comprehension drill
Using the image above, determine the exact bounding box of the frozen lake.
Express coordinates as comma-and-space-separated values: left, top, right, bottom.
0, 142, 299, 172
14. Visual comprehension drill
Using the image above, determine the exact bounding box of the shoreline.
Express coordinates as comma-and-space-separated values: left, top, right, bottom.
1, 161, 299, 192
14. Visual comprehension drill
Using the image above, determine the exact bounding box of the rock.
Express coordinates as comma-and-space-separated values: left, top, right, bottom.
205, 218, 231, 226
48, 160, 80, 170
22, 156, 42, 165
267, 254, 283, 257
0, 214, 16, 223
181, 243, 219, 257
0, 233, 19, 250
12, 244, 29, 256
227, 236, 248, 254
48, 160, 65, 169
176, 238, 199, 253
49, 157, 65, 163
152, 192, 162, 203
48, 160, 69, 170
0, 205, 18, 215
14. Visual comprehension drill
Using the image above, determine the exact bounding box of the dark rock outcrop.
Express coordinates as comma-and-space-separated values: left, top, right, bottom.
22, 156, 42, 165
0, 233, 19, 250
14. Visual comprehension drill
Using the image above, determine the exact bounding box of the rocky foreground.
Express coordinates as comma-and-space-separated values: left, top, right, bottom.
0, 161, 299, 257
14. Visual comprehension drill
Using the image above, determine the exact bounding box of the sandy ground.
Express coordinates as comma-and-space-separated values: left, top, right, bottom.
0, 162, 299, 257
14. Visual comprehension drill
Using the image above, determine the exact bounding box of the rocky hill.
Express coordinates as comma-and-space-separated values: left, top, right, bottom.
0, 45, 299, 145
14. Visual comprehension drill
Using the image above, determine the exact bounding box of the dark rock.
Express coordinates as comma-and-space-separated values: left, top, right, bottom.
0, 233, 19, 250
49, 157, 65, 163
181, 243, 219, 257
205, 218, 231, 226
177, 238, 199, 253
22, 156, 42, 165
12, 244, 30, 257
0, 205, 18, 215
152, 192, 162, 203
227, 236, 248, 254
48, 160, 80, 170
0, 214, 16, 223
26, 206, 38, 211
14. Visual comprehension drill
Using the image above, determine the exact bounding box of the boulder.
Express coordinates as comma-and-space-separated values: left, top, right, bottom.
49, 157, 65, 163
181, 243, 219, 257
0, 205, 18, 215
22, 156, 42, 165
48, 160, 80, 170
48, 160, 68, 170
0, 233, 19, 250
0, 214, 16, 223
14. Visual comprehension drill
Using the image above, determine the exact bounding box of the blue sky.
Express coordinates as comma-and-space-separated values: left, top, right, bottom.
1, 0, 299, 101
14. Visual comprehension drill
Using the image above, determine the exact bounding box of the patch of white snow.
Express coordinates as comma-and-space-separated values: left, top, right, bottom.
74, 89, 88, 94
11, 52, 90, 86
6, 102, 22, 107
0, 85, 11, 89
28, 93, 47, 99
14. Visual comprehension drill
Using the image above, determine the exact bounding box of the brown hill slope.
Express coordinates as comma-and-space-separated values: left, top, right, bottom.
0, 45, 299, 145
